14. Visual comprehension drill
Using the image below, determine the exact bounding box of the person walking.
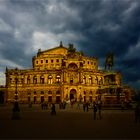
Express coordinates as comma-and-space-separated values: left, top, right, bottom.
97, 100, 102, 119
41, 102, 44, 110
93, 103, 97, 120
77, 101, 80, 109
121, 100, 125, 111
135, 103, 140, 123
59, 102, 63, 109
51, 103, 56, 115
86, 102, 89, 112
83, 102, 86, 112
29, 101, 32, 108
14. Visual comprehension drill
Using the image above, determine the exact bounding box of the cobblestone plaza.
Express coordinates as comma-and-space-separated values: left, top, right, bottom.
0, 103, 140, 139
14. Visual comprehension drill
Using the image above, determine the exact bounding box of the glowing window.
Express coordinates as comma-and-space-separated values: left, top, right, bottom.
48, 75, 53, 84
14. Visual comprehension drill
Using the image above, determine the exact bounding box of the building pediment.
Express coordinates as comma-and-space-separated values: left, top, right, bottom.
38, 42, 68, 57
43, 46, 68, 55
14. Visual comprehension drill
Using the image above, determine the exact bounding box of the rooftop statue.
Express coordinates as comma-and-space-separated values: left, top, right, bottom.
67, 43, 77, 58
105, 52, 114, 70
59, 41, 63, 47
68, 43, 76, 53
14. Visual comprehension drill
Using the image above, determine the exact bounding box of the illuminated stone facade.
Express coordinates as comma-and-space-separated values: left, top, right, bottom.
5, 42, 125, 104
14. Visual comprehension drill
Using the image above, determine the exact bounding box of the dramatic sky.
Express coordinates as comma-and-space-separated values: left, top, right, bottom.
0, 0, 140, 90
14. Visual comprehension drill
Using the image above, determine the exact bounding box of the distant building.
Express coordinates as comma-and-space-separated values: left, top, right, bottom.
5, 42, 133, 104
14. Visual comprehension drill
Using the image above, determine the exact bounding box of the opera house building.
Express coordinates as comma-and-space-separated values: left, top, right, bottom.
5, 42, 133, 104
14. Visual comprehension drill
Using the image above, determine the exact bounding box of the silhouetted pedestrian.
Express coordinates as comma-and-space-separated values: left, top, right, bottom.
77, 102, 80, 109
63, 101, 66, 109
51, 103, 56, 115
93, 103, 97, 120
13, 101, 20, 112
59, 102, 62, 109
71, 101, 74, 108
83, 102, 86, 112
86, 102, 89, 112
121, 100, 125, 111
135, 103, 140, 123
28, 101, 32, 108
97, 100, 102, 119
41, 102, 44, 110
42, 102, 47, 110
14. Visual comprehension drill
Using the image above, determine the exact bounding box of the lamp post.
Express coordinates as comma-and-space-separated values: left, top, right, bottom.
12, 68, 20, 120
98, 80, 101, 101
15, 75, 18, 101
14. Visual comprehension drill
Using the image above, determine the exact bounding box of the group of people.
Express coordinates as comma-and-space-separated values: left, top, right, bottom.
59, 101, 67, 109
82, 100, 102, 120
51, 103, 56, 115
41, 102, 48, 110
41, 102, 57, 115
27, 100, 140, 122
93, 100, 102, 120
83, 102, 90, 112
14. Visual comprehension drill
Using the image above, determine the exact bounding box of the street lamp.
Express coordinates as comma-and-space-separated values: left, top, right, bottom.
12, 68, 20, 120
15, 75, 18, 101
98, 80, 101, 100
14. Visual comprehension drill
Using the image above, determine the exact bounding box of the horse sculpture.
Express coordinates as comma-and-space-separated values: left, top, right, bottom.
105, 52, 114, 70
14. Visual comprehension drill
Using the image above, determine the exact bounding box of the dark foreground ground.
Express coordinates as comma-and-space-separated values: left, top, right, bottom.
0, 104, 140, 139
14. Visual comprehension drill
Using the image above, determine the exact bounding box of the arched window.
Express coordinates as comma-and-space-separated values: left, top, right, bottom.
41, 91, 44, 94
15, 77, 18, 84
70, 78, 73, 84
84, 91, 86, 102
89, 90, 92, 95
100, 77, 103, 85
48, 90, 52, 94
83, 76, 86, 84
27, 92, 31, 102
89, 76, 92, 84
48, 75, 53, 84
56, 75, 61, 83
56, 90, 60, 94
68, 63, 78, 69
27, 76, 30, 84
9, 77, 12, 83
89, 91, 92, 102
40, 75, 44, 84
33, 75, 37, 84
95, 76, 98, 84
84, 91, 86, 95
21, 78, 24, 84
20, 74, 24, 84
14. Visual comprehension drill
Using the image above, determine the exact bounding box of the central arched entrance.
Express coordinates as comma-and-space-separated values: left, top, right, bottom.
70, 89, 77, 101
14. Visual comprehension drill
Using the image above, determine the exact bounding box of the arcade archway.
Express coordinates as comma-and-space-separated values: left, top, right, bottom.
70, 89, 77, 101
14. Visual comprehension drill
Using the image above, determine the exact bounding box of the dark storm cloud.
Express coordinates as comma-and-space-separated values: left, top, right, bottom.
0, 0, 139, 89
64, 0, 140, 90
0, 29, 33, 67
74, 0, 140, 56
